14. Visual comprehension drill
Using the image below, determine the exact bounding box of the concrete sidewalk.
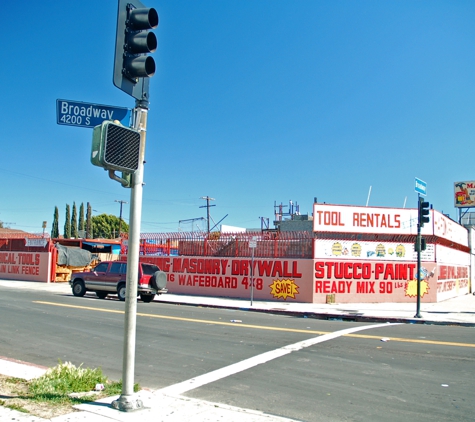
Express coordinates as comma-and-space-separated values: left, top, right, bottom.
157, 289, 475, 326
0, 279, 474, 421
0, 355, 295, 422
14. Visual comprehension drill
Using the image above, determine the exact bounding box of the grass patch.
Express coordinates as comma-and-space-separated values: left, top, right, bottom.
5, 403, 29, 413
30, 361, 107, 402
0, 361, 140, 418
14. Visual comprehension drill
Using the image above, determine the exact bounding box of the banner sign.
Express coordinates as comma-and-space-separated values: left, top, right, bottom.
454, 181, 475, 208
313, 204, 430, 235
140, 256, 315, 302
314, 259, 438, 302
25, 238, 48, 247
314, 239, 435, 261
0, 252, 51, 282
433, 211, 468, 246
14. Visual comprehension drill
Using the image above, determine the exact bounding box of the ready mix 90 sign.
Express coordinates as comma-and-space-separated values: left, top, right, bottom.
314, 260, 438, 302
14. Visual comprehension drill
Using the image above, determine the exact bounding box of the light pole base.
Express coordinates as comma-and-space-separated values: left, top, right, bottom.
111, 394, 144, 412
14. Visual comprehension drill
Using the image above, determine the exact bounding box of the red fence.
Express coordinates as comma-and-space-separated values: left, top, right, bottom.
139, 231, 313, 259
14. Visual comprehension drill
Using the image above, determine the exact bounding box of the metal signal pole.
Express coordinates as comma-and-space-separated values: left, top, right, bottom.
112, 101, 148, 412
415, 224, 422, 318
110, 0, 158, 412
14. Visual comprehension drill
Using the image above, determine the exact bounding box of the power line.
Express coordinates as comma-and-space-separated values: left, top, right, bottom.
115, 200, 128, 237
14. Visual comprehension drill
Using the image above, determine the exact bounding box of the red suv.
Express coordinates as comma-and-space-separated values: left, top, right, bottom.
69, 261, 167, 303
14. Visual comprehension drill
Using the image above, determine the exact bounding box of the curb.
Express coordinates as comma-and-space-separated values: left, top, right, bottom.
158, 299, 475, 328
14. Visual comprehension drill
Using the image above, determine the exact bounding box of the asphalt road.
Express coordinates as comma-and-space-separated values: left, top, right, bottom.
0, 285, 474, 421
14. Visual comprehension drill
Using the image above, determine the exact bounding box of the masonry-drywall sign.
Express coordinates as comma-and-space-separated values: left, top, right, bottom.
141, 256, 315, 302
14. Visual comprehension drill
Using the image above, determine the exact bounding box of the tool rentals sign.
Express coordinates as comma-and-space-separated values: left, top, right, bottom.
313, 203, 429, 235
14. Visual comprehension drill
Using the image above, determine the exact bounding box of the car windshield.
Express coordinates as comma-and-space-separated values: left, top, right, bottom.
141, 263, 160, 275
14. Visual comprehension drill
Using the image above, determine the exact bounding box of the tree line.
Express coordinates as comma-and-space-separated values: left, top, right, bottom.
51, 202, 129, 239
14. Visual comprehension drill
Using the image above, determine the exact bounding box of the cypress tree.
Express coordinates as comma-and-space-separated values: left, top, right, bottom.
86, 202, 93, 239
71, 202, 78, 239
64, 204, 71, 239
51, 206, 59, 238
79, 203, 85, 235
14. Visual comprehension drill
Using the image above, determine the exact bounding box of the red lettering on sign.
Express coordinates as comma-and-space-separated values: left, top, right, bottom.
316, 211, 345, 226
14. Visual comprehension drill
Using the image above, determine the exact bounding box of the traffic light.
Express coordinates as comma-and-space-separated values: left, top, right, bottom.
113, 0, 159, 100
91, 121, 141, 173
418, 197, 430, 227
414, 235, 427, 252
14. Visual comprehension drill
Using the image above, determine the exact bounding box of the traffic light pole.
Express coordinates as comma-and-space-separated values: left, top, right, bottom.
112, 100, 148, 412
415, 194, 422, 318
415, 231, 422, 318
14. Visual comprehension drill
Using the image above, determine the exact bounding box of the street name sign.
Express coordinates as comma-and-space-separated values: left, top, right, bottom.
415, 177, 427, 196
56, 99, 131, 128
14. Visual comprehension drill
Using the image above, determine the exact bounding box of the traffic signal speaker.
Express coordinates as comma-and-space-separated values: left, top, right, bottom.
91, 121, 141, 173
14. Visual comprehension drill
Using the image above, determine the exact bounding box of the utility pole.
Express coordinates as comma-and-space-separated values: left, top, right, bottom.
115, 200, 128, 238
200, 196, 215, 234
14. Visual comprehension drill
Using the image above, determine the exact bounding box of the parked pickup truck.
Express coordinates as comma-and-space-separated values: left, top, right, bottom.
69, 260, 167, 303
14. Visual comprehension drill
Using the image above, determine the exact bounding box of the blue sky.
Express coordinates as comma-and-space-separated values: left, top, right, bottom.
1, 0, 474, 234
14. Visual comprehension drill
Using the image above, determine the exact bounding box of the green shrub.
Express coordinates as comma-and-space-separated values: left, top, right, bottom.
29, 361, 107, 401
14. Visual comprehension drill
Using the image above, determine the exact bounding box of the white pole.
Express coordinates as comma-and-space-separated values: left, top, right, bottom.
112, 103, 148, 412
366, 186, 372, 207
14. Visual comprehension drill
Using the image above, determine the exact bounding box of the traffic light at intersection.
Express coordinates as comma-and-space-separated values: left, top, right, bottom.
113, 0, 159, 100
418, 197, 430, 227
91, 121, 141, 173
414, 236, 427, 252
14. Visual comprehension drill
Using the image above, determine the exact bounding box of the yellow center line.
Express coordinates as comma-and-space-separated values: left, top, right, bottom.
34, 301, 319, 334
34, 301, 475, 348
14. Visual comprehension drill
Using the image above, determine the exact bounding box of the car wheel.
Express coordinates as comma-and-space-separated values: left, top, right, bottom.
96, 291, 108, 299
140, 293, 155, 303
117, 283, 127, 301
150, 271, 167, 290
72, 280, 86, 297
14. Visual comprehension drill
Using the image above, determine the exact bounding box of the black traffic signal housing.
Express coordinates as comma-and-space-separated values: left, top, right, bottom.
418, 197, 430, 227
414, 235, 427, 252
91, 121, 141, 173
113, 0, 159, 100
